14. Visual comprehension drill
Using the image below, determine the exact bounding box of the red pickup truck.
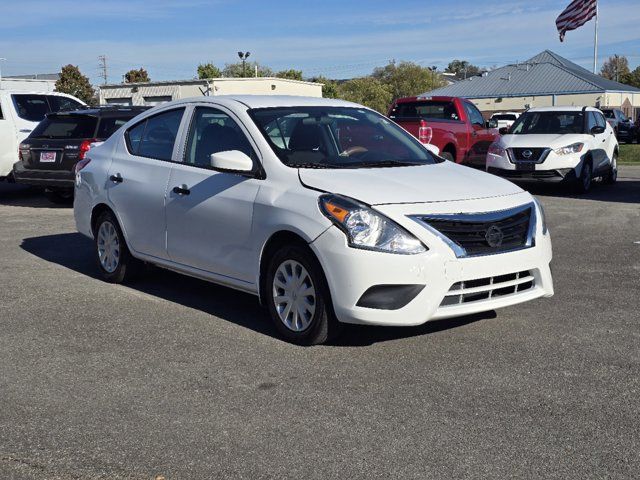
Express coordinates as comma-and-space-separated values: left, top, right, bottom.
388, 96, 499, 167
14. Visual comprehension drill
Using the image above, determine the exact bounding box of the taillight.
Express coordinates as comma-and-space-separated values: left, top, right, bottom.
78, 138, 97, 160
418, 120, 432, 144
75, 158, 91, 175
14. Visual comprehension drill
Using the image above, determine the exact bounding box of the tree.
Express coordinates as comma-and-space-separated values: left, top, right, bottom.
336, 77, 392, 113
124, 68, 150, 83
55, 64, 95, 105
372, 61, 446, 100
600, 55, 630, 82
622, 66, 640, 89
197, 62, 221, 79
222, 61, 273, 78
276, 69, 303, 81
446, 59, 481, 78
311, 76, 339, 99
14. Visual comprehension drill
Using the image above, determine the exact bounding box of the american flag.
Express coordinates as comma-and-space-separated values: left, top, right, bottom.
556, 0, 597, 42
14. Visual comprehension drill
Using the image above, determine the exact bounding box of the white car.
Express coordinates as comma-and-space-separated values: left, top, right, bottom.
74, 96, 554, 345
0, 90, 85, 180
491, 112, 520, 131
486, 106, 618, 192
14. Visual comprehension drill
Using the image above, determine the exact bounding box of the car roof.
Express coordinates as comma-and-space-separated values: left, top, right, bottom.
169, 95, 361, 109
527, 106, 599, 113
48, 106, 149, 117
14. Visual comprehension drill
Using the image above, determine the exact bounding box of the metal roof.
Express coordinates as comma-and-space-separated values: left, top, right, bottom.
424, 50, 640, 99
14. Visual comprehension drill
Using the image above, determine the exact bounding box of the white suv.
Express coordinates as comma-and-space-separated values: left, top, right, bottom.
486, 106, 618, 192
74, 96, 554, 345
0, 91, 85, 180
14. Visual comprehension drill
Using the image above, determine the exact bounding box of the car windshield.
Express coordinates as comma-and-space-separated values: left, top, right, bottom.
509, 111, 585, 135
249, 106, 439, 169
30, 115, 98, 139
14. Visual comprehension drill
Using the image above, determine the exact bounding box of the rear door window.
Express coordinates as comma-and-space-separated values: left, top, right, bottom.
30, 115, 98, 139
96, 117, 129, 139
126, 108, 185, 161
389, 101, 460, 121
12, 94, 50, 121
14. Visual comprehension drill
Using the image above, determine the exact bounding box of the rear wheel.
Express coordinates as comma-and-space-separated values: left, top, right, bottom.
576, 159, 593, 193
94, 211, 142, 283
265, 245, 339, 345
603, 153, 618, 185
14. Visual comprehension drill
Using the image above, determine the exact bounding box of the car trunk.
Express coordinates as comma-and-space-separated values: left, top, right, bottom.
22, 114, 98, 171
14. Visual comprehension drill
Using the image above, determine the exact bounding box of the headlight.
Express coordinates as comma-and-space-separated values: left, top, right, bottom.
533, 197, 548, 235
554, 142, 584, 155
487, 142, 506, 156
319, 194, 427, 254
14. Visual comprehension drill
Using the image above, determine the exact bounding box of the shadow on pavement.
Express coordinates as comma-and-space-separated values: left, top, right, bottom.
20, 232, 490, 347
0, 182, 68, 209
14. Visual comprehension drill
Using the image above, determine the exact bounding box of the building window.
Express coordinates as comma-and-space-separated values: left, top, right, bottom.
105, 97, 133, 106
143, 96, 172, 106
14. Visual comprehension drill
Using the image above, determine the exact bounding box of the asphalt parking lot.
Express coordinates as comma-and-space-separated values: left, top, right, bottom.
1, 168, 639, 480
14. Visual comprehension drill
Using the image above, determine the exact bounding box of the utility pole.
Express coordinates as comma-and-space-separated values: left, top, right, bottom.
614, 54, 619, 82
98, 55, 108, 84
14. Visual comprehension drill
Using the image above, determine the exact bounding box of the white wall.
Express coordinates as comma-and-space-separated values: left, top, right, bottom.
0, 78, 56, 92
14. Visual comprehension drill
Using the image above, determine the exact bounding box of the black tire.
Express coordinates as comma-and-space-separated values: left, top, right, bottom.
265, 244, 339, 345
440, 150, 455, 162
603, 152, 618, 185
576, 159, 593, 193
93, 211, 142, 283
45, 188, 74, 204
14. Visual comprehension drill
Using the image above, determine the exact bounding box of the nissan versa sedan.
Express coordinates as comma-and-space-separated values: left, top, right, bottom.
74, 96, 554, 345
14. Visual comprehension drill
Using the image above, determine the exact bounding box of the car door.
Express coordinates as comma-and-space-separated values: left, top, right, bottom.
165, 105, 262, 283
107, 107, 187, 259
595, 111, 615, 166
462, 101, 494, 168
585, 112, 605, 168
0, 95, 18, 177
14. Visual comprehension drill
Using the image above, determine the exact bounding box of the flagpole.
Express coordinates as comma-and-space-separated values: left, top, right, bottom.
593, 1, 599, 73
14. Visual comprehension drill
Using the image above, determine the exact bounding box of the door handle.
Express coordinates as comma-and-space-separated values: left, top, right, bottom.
109, 173, 123, 184
173, 184, 190, 196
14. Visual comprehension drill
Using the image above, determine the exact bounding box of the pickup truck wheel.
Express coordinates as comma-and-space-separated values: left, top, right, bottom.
266, 245, 340, 345
440, 151, 455, 162
603, 153, 618, 185
94, 211, 142, 283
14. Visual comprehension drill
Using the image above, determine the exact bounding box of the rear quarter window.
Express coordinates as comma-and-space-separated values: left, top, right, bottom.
97, 117, 130, 139
389, 101, 460, 121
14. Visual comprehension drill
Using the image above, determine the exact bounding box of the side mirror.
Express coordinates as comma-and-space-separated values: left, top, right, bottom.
210, 150, 254, 174
590, 125, 605, 135
499, 127, 510, 135
486, 119, 498, 129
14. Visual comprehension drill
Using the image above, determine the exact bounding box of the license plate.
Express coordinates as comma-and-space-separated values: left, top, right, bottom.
516, 162, 535, 172
40, 151, 56, 163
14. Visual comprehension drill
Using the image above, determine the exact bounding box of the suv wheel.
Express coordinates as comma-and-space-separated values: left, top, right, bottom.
265, 245, 339, 345
603, 153, 618, 185
94, 211, 141, 283
577, 160, 593, 193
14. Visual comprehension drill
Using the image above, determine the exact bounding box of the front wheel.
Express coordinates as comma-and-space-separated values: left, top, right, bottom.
265, 245, 339, 345
576, 160, 593, 193
94, 211, 142, 283
603, 153, 618, 185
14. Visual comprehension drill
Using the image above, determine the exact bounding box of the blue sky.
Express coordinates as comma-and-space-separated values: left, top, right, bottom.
1, 0, 639, 84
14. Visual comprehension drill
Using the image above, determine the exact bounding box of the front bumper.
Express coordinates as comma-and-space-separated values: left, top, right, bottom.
13, 161, 74, 188
310, 198, 554, 326
486, 151, 584, 183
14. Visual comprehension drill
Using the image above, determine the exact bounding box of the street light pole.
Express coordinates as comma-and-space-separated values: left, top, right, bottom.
237, 51, 250, 77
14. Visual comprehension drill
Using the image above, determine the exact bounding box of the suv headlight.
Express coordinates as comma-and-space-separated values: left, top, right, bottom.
319, 194, 427, 254
554, 142, 584, 155
533, 197, 548, 235
487, 142, 506, 156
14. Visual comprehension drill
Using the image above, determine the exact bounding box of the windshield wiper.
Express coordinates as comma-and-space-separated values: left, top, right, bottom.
348, 160, 426, 169
288, 163, 349, 169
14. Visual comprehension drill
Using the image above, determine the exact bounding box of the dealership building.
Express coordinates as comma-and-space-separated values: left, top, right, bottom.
423, 50, 640, 118
99, 77, 323, 106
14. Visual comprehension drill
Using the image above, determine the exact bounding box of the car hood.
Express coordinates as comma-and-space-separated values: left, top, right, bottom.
500, 133, 590, 149
298, 161, 523, 205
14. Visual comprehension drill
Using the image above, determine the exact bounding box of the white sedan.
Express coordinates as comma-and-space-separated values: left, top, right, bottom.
74, 95, 554, 345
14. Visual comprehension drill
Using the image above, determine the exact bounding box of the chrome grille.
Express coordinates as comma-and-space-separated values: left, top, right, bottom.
412, 203, 535, 258
440, 270, 535, 307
